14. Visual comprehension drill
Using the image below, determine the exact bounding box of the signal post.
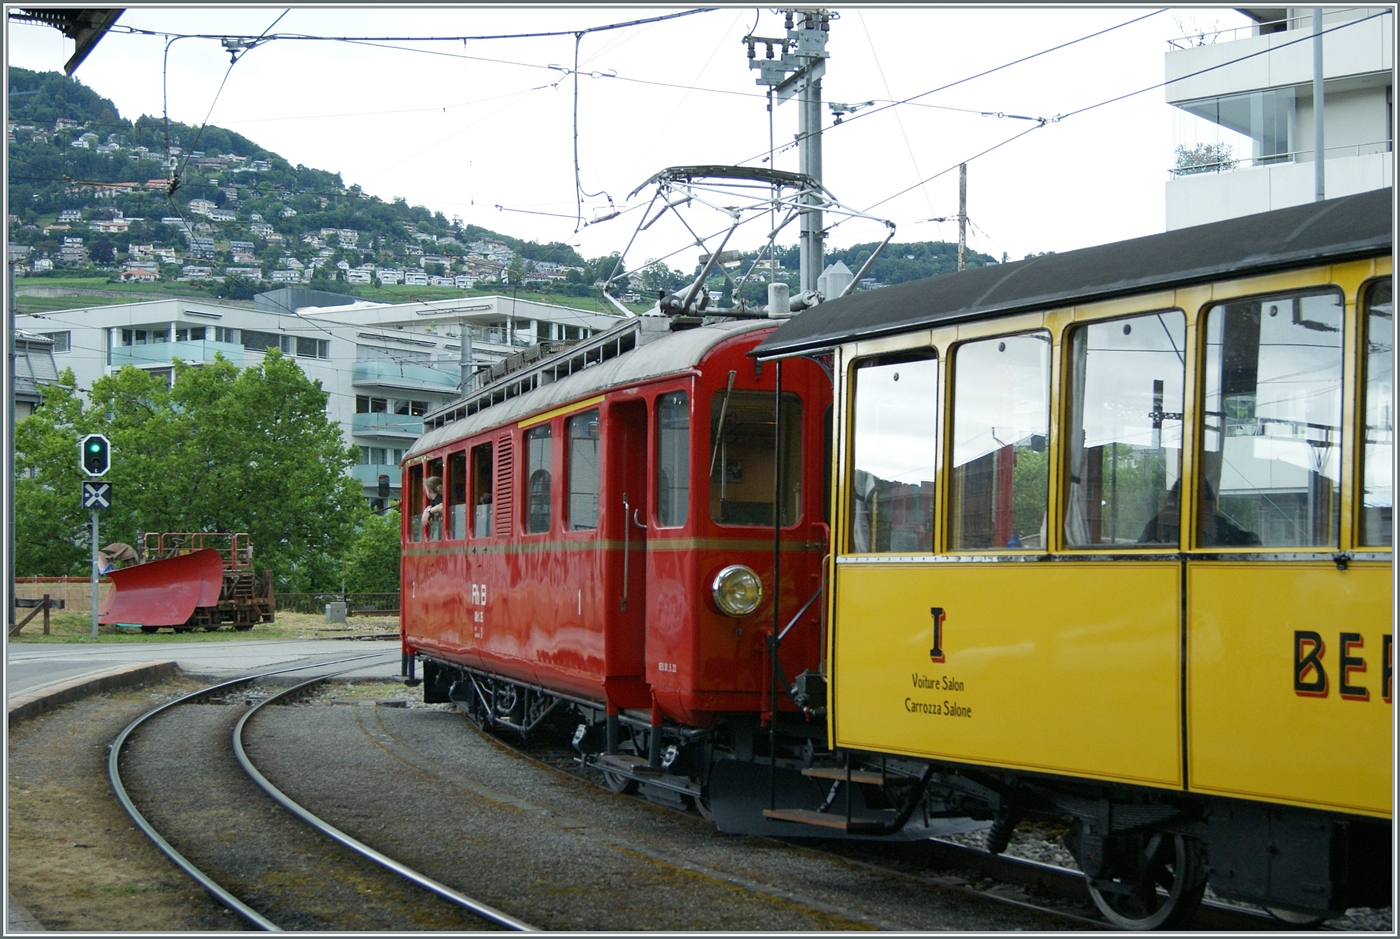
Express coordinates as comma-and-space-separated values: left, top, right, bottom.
80, 433, 110, 639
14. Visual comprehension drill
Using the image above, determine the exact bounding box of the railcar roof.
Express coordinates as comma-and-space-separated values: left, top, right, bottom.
406, 318, 771, 459
754, 187, 1393, 359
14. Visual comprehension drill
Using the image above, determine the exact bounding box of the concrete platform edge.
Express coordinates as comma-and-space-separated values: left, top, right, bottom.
6, 660, 180, 726
7, 895, 45, 933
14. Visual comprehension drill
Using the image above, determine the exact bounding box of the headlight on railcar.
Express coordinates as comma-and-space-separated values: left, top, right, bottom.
712, 564, 762, 617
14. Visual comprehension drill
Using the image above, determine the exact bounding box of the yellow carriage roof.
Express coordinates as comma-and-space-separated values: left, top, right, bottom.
754, 187, 1393, 359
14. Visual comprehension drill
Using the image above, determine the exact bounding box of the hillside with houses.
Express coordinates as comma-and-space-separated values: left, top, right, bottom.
7, 67, 998, 308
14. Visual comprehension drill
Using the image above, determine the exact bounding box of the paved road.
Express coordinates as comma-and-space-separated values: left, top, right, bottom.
6, 638, 406, 700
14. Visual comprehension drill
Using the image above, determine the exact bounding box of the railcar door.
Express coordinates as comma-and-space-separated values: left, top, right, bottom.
603, 398, 649, 707
1185, 282, 1393, 816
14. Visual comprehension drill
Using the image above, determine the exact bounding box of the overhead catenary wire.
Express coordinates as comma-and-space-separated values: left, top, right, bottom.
838, 8, 1392, 246
93, 8, 717, 46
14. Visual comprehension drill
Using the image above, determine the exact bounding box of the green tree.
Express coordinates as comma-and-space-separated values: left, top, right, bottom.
14, 354, 367, 591
343, 510, 402, 594
13, 371, 91, 576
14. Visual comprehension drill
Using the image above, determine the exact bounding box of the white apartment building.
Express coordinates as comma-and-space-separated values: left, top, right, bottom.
1164, 7, 1393, 228
16, 293, 621, 506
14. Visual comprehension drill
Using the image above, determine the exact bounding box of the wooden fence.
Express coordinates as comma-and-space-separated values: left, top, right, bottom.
278, 593, 400, 616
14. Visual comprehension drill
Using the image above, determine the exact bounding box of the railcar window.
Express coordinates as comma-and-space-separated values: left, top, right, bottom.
447, 451, 467, 540
1361, 279, 1393, 546
568, 410, 600, 530
949, 333, 1050, 550
407, 463, 424, 543
525, 425, 553, 534
849, 353, 938, 552
471, 443, 493, 537
657, 392, 690, 527
1200, 289, 1343, 547
423, 457, 444, 541
1064, 312, 1186, 548
709, 391, 803, 527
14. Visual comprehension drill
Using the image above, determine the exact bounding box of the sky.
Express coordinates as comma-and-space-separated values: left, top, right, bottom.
6, 5, 1256, 273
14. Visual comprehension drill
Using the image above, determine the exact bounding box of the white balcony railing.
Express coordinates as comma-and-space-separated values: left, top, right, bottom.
1165, 8, 1381, 50
1170, 140, 1393, 179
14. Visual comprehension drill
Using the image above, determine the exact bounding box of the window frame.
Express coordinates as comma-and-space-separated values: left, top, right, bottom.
446, 449, 468, 540
945, 329, 1053, 553
523, 423, 554, 535
1357, 276, 1393, 550
567, 409, 601, 532
422, 456, 445, 542
1195, 286, 1346, 551
406, 462, 425, 543
845, 349, 939, 554
655, 388, 691, 528
1060, 309, 1188, 553
470, 441, 494, 538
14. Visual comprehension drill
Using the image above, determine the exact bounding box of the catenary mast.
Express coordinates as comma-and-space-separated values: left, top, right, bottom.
746, 10, 832, 296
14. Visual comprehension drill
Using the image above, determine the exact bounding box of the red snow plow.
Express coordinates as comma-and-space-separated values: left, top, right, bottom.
98, 532, 275, 633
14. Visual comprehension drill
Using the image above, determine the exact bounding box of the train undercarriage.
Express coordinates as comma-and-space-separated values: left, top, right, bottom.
419, 655, 1391, 930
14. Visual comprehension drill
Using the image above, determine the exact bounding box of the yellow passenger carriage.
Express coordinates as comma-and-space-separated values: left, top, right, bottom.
754, 187, 1393, 928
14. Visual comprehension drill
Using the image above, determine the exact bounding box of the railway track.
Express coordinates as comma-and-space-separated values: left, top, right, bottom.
108, 655, 531, 932
106, 669, 1385, 932
465, 715, 1374, 932
257, 685, 1074, 930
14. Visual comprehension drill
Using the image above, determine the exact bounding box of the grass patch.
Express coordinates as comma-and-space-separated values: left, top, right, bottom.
8, 610, 396, 644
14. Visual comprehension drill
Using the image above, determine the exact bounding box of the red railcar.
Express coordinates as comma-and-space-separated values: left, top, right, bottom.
401, 316, 836, 818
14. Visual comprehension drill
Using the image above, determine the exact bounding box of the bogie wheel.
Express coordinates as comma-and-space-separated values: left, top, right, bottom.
601, 770, 639, 795
173, 627, 193, 634
233, 623, 254, 631
140, 626, 159, 634
203, 625, 221, 631
1266, 908, 1326, 927
1087, 832, 1206, 930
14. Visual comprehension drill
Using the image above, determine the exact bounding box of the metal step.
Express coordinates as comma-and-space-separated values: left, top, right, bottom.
760, 808, 890, 834
597, 753, 663, 775
801, 766, 893, 786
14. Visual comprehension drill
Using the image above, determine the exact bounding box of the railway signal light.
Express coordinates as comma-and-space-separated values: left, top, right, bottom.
80, 433, 110, 477
378, 474, 390, 498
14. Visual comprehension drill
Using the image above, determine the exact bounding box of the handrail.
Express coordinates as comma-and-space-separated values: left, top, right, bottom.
1165, 8, 1381, 49
1170, 140, 1393, 178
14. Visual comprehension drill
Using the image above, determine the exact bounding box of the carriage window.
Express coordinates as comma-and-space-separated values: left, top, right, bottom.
657, 391, 689, 527
407, 462, 424, 543
1200, 289, 1343, 547
525, 425, 552, 534
471, 443, 493, 537
1361, 279, 1392, 546
1065, 312, 1186, 548
849, 352, 938, 552
709, 391, 802, 528
422, 457, 444, 541
568, 410, 600, 530
949, 332, 1050, 550
447, 450, 467, 539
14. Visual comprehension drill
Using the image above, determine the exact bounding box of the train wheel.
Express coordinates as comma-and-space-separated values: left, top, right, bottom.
233, 623, 254, 631
1087, 832, 1206, 930
1266, 908, 1325, 927
601, 769, 639, 795
140, 626, 159, 634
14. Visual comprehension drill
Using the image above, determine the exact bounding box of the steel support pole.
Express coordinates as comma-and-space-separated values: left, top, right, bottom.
90, 507, 99, 639
6, 260, 16, 632
958, 164, 968, 272
1313, 8, 1326, 201
798, 77, 824, 294
459, 323, 473, 393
